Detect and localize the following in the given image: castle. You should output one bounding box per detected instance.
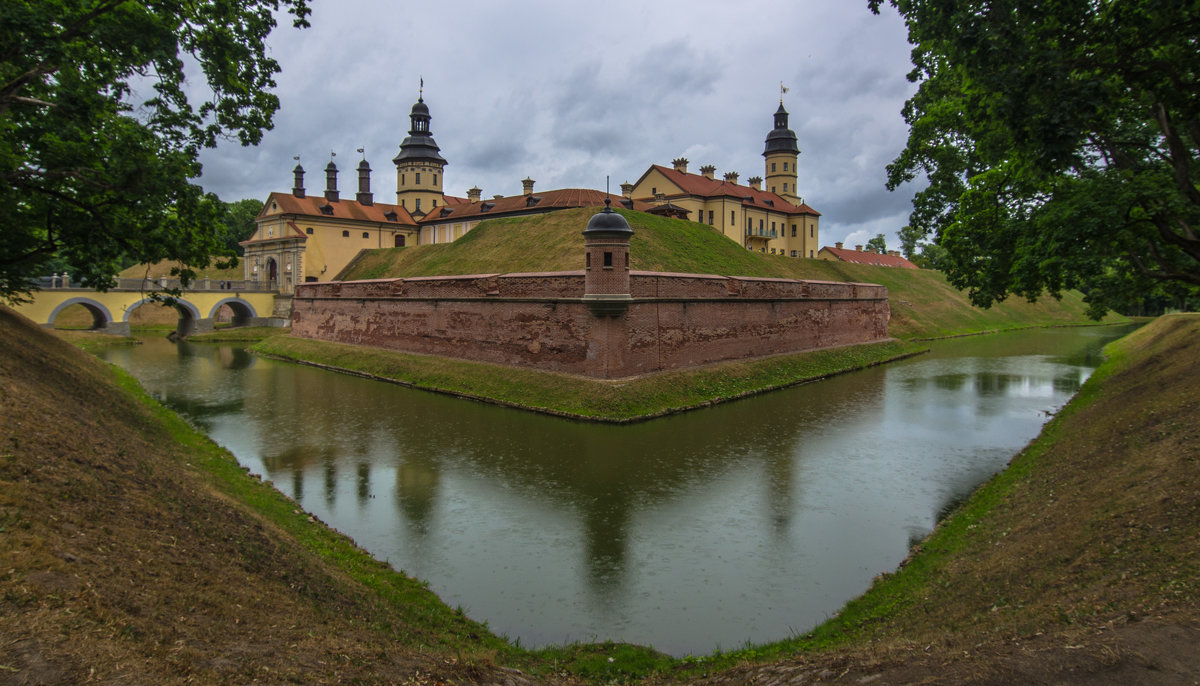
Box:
[242,94,820,294]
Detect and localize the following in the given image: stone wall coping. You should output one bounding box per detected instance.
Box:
[298,270,886,292]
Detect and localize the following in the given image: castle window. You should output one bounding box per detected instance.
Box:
[415,172,421,185]
[603,251,613,267]
[342,230,349,237]
[651,187,657,195]
[771,186,776,193]
[708,210,714,225]
[433,199,437,208]
[771,162,776,172]
[783,182,788,192]
[362,232,370,239]
[809,249,814,257]
[401,174,405,185]
[731,211,735,224]
[306,227,313,235]
[415,198,421,211]
[810,225,814,238]
[586,253,591,269]
[791,224,797,237]
[433,174,437,185]
[791,250,797,257]
[784,162,789,171]
[625,252,629,268]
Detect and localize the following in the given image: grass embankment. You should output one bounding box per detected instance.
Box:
[0,306,530,684]
[340,207,1124,341]
[7,306,1197,684]
[253,335,922,423]
[679,314,1200,684]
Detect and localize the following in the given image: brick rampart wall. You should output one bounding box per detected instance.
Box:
[291,271,890,379]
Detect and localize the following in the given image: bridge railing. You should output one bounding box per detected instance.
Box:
[37,275,276,292]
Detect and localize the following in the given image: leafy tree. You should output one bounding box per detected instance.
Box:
[0,0,310,302]
[866,233,887,254]
[869,0,1200,318]
[897,224,921,259]
[222,198,266,256]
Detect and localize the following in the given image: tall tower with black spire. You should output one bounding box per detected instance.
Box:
[763,100,800,203]
[392,81,447,217]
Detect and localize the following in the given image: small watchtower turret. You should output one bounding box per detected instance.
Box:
[582,198,634,316]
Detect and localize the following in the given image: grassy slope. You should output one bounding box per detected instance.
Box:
[341,207,1124,340]
[253,335,923,423]
[685,314,1200,683]
[0,305,561,684]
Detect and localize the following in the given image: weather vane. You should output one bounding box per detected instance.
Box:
[419,76,424,101]
[780,81,789,103]
[357,147,365,159]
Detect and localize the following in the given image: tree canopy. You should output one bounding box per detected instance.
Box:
[870,0,1200,317]
[0,0,310,302]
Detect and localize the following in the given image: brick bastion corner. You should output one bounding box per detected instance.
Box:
[289,270,891,380]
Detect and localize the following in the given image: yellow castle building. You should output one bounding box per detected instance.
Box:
[628,103,820,258]
[242,95,820,293]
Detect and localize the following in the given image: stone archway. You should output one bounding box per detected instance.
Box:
[207,298,260,328]
[126,297,204,338]
[47,297,114,331]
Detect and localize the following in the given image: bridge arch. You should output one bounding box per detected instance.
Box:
[125,297,203,337]
[47,297,115,330]
[207,298,259,327]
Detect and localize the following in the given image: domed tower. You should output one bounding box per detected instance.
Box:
[582,198,634,316]
[763,103,800,202]
[392,91,447,217]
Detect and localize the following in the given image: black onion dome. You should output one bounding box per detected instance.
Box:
[583,198,634,236]
[763,103,800,156]
[392,97,447,166]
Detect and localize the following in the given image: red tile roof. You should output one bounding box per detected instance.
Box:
[820,246,919,269]
[419,188,654,224]
[636,164,821,216]
[257,192,418,226]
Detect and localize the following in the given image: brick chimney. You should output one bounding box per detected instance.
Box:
[835,241,844,249]
[747,176,762,190]
[672,157,689,173]
[467,186,482,202]
[723,171,739,184]
[292,164,305,198]
[699,164,716,180]
[522,177,535,195]
[620,181,634,198]
[324,161,339,202]
[855,245,863,252]
[356,159,373,205]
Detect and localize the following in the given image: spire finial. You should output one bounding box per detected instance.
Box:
[780,81,789,103]
[419,76,424,102]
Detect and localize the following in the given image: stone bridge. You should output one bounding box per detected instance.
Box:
[13,277,286,337]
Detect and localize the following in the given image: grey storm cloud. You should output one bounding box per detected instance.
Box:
[195,0,921,248]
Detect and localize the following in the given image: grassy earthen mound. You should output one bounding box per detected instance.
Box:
[339,207,1124,340]
[3,300,1197,685]
[0,305,563,684]
[685,315,1200,684]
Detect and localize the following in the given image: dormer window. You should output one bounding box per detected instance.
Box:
[526,195,542,207]
[319,203,334,215]
[384,210,398,222]
[440,207,453,217]
[480,202,494,212]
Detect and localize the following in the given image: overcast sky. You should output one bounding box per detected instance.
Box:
[195,0,921,251]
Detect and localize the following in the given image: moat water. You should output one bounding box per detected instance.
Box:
[101,325,1132,656]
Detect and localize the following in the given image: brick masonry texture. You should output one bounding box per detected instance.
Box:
[291,271,890,379]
